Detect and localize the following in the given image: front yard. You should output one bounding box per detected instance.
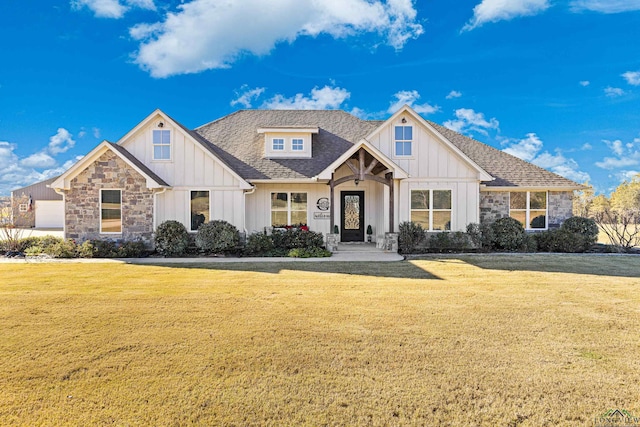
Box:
[1,255,639,426]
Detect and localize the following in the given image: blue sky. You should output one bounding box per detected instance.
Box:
[2,0,640,196]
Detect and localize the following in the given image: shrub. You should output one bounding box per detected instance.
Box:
[398,221,425,254]
[535,217,598,253]
[155,220,190,257]
[466,223,494,251]
[118,240,148,258]
[195,220,240,254]
[89,239,118,257]
[491,217,526,251]
[76,241,95,258]
[562,216,598,248]
[44,239,78,258]
[245,232,276,256]
[428,231,474,253]
[288,247,332,258]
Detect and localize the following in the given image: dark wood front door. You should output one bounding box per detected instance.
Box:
[341,191,365,242]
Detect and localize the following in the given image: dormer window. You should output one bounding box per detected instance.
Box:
[258,126,318,159]
[153,129,171,160]
[395,125,412,157]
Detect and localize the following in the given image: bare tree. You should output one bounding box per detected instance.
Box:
[1,193,34,254]
[592,175,640,252]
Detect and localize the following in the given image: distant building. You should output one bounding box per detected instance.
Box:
[10,176,63,228]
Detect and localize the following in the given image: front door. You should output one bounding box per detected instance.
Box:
[341,191,365,242]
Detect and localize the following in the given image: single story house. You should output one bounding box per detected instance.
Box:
[43,105,580,246]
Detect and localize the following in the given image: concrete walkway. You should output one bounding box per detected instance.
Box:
[0,243,404,264]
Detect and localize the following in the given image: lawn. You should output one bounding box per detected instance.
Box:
[1,255,639,426]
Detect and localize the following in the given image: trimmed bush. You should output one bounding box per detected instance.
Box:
[45,239,78,258]
[562,217,598,247]
[118,240,148,258]
[155,220,190,257]
[491,217,526,251]
[398,221,425,254]
[76,241,95,258]
[195,220,240,254]
[245,228,326,257]
[535,216,599,253]
[288,247,332,258]
[245,232,276,256]
[428,231,474,253]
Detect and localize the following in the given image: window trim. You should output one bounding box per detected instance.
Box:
[152,129,172,161]
[509,191,548,230]
[394,125,413,158]
[410,189,452,232]
[100,189,122,234]
[189,190,210,232]
[270,191,308,227]
[291,138,304,151]
[272,138,285,151]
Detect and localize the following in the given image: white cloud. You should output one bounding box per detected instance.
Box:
[622,71,640,86]
[462,0,550,31]
[92,127,101,139]
[261,86,350,110]
[387,90,439,115]
[595,138,640,170]
[502,133,590,182]
[569,0,640,13]
[48,128,75,155]
[20,152,57,169]
[231,86,266,108]
[130,0,423,78]
[443,108,499,136]
[604,86,625,97]
[581,143,592,150]
[579,80,590,87]
[71,0,155,18]
[446,90,462,99]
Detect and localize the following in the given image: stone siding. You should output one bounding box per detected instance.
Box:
[548,191,573,228]
[64,151,155,245]
[480,190,574,228]
[479,191,510,224]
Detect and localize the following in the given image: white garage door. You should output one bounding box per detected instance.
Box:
[35,200,64,228]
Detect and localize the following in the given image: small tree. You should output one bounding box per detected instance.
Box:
[1,194,33,253]
[593,175,640,252]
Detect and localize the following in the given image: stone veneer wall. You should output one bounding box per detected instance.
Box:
[480,190,574,228]
[65,151,155,245]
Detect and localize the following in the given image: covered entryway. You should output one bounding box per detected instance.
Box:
[340,191,364,242]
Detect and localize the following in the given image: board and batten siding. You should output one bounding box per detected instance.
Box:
[120,116,246,231]
[367,114,482,231]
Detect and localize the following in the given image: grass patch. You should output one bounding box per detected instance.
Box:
[1,255,639,425]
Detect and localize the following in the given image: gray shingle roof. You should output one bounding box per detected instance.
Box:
[195,110,380,180]
[427,122,581,188]
[192,109,580,189]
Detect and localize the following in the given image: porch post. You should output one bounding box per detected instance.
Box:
[387,173,394,232]
[329,174,335,232]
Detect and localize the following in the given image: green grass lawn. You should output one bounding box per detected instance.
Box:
[1,255,639,426]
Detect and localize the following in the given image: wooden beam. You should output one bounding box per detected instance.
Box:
[387,173,394,232]
[358,149,365,180]
[363,158,379,175]
[330,174,335,232]
[333,173,389,187]
[345,159,358,176]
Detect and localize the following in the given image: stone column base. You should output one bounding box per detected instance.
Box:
[325,233,339,252]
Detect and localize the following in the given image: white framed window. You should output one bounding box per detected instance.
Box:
[100,189,122,234]
[291,138,304,151]
[190,190,210,231]
[19,204,28,213]
[510,191,547,230]
[395,125,413,157]
[272,138,285,151]
[270,192,307,227]
[153,129,171,160]
[410,189,452,231]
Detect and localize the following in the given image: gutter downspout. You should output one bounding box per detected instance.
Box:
[243,185,257,236]
[153,187,168,232]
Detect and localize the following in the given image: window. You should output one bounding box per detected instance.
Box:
[101,189,122,233]
[270,192,307,226]
[272,138,285,151]
[153,130,171,160]
[190,191,210,231]
[510,191,547,229]
[410,189,452,231]
[292,138,304,151]
[395,125,413,156]
[19,204,28,213]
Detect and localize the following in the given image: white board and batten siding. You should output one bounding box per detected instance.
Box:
[119,116,246,231]
[367,114,482,231]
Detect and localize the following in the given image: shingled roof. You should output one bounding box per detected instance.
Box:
[195,110,380,180]
[193,109,580,188]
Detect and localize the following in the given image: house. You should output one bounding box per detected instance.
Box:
[46,105,580,247]
[10,176,64,228]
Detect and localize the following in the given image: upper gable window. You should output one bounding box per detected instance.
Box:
[272,138,285,151]
[153,129,171,160]
[395,126,413,157]
[292,138,304,151]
